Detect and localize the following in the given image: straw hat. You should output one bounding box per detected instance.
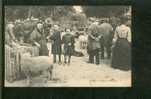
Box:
[45,17,53,25]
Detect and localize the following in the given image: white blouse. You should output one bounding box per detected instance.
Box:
[113,24,131,43]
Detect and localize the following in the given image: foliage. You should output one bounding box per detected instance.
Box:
[5,6,74,21]
[5,6,129,21]
[5,6,129,30]
[82,6,130,18]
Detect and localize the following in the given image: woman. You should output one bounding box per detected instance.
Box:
[49,25,62,64]
[30,22,48,56]
[111,17,131,71]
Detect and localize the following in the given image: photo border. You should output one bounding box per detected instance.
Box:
[2,0,151,99]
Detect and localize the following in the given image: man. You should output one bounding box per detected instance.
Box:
[87,22,101,65]
[62,29,75,65]
[14,20,24,43]
[50,25,62,64]
[22,20,36,43]
[5,21,16,45]
[44,17,53,38]
[99,21,114,59]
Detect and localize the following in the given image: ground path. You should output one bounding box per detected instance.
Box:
[5,54,131,87]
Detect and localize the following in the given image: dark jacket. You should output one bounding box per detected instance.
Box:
[50,31,62,54]
[14,24,24,41]
[87,33,101,52]
[62,33,75,55]
[30,28,48,56]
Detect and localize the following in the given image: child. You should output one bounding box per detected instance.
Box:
[62,29,75,65]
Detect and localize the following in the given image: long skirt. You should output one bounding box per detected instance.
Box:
[51,44,62,55]
[111,38,131,71]
[39,39,49,56]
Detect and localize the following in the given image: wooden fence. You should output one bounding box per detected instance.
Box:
[5,45,21,82]
[5,44,39,82]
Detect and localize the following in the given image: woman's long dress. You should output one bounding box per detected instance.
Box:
[50,31,62,55]
[111,24,131,71]
[30,28,48,56]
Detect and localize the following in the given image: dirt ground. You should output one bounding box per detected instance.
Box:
[5,42,131,87]
[5,55,131,87]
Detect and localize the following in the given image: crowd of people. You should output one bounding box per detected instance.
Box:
[5,15,131,71]
[87,17,131,70]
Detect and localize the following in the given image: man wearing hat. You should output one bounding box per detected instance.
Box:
[87,22,101,65]
[44,17,53,37]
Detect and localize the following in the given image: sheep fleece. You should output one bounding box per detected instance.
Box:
[21,56,52,73]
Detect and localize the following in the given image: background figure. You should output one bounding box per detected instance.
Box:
[111,16,131,71]
[99,21,114,59]
[50,25,62,64]
[5,22,16,45]
[30,22,48,56]
[22,20,37,43]
[79,32,88,49]
[87,22,101,65]
[87,33,101,65]
[14,20,24,43]
[87,31,101,65]
[62,29,75,65]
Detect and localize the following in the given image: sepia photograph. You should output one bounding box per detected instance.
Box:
[4,6,131,87]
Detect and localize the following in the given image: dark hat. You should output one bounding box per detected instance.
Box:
[120,16,129,23]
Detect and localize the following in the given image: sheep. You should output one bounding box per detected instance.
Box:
[20,56,54,86]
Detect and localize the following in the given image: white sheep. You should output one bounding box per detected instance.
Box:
[21,56,53,86]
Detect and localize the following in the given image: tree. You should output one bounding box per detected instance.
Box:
[5,6,74,21]
[82,6,129,18]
